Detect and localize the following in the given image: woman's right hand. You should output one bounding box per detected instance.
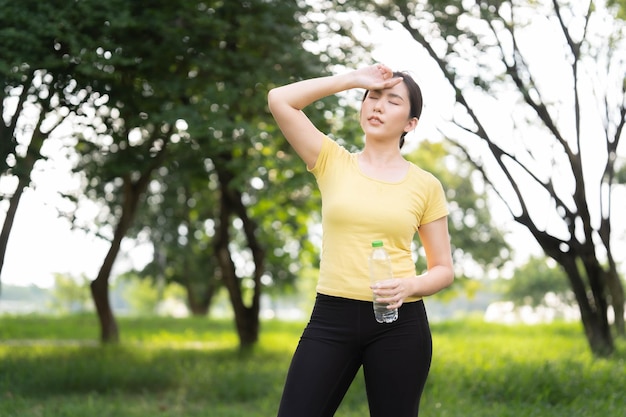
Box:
[267,64,402,169]
[351,64,403,92]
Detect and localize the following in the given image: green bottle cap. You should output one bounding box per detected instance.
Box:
[371,240,383,247]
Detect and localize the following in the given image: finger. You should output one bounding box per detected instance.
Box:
[369,78,403,92]
[376,63,392,78]
[375,278,399,288]
[386,76,403,87]
[377,292,401,304]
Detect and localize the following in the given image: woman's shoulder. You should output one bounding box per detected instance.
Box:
[309,135,353,176]
[407,162,443,185]
[320,135,356,162]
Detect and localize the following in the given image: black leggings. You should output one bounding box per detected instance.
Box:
[277,294,432,417]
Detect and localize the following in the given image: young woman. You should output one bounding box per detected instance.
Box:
[267,64,454,417]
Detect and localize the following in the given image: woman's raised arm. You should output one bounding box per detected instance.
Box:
[267,65,401,168]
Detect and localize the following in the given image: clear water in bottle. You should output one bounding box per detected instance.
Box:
[368,240,398,323]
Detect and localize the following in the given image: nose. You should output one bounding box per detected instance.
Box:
[373,99,383,113]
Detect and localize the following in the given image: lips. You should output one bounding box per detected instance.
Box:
[368,116,383,125]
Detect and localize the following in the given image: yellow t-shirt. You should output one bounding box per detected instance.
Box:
[310,136,449,302]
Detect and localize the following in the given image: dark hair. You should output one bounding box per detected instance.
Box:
[362,71,423,148]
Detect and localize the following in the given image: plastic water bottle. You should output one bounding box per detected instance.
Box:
[368,240,398,323]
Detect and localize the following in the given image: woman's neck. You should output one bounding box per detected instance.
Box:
[360,140,404,166]
[358,142,409,182]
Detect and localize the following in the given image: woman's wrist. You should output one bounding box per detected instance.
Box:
[408,275,423,298]
[330,70,362,92]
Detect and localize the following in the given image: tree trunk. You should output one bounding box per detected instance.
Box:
[185,280,216,316]
[180,245,218,316]
[0,103,47,296]
[561,257,614,357]
[90,205,129,343]
[580,308,614,357]
[90,175,150,343]
[215,217,260,349]
[90,271,119,343]
[187,300,209,316]
[214,162,263,350]
[0,176,26,297]
[236,304,260,349]
[606,266,625,336]
[88,132,168,342]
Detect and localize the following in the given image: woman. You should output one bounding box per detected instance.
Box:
[267,64,454,417]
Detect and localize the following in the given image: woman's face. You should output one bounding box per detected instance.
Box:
[360,81,417,142]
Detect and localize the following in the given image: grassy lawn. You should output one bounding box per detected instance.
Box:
[1,314,624,416]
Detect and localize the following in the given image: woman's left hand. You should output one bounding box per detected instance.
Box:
[370,277,417,310]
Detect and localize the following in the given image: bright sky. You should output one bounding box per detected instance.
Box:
[2,188,108,287]
[0,137,151,288]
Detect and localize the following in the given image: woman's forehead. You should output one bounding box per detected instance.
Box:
[372,82,409,100]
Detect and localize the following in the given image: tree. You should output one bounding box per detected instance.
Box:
[67,0,294,344]
[72,0,360,348]
[2,0,220,342]
[333,0,625,356]
[0,0,115,296]
[2,0,360,347]
[406,140,511,286]
[0,0,176,341]
[170,0,362,347]
[129,138,224,317]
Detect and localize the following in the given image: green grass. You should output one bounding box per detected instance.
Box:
[1,314,624,416]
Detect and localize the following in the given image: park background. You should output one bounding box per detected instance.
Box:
[1,0,625,416]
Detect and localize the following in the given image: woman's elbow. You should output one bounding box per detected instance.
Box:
[443,267,455,288]
[435,264,454,290]
[267,88,279,113]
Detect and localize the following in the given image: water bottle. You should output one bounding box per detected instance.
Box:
[368,240,398,323]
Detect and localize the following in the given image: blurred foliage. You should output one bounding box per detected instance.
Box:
[406,140,511,301]
[117,272,188,317]
[48,273,93,314]
[616,162,626,184]
[407,140,510,274]
[608,0,626,19]
[498,256,573,307]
